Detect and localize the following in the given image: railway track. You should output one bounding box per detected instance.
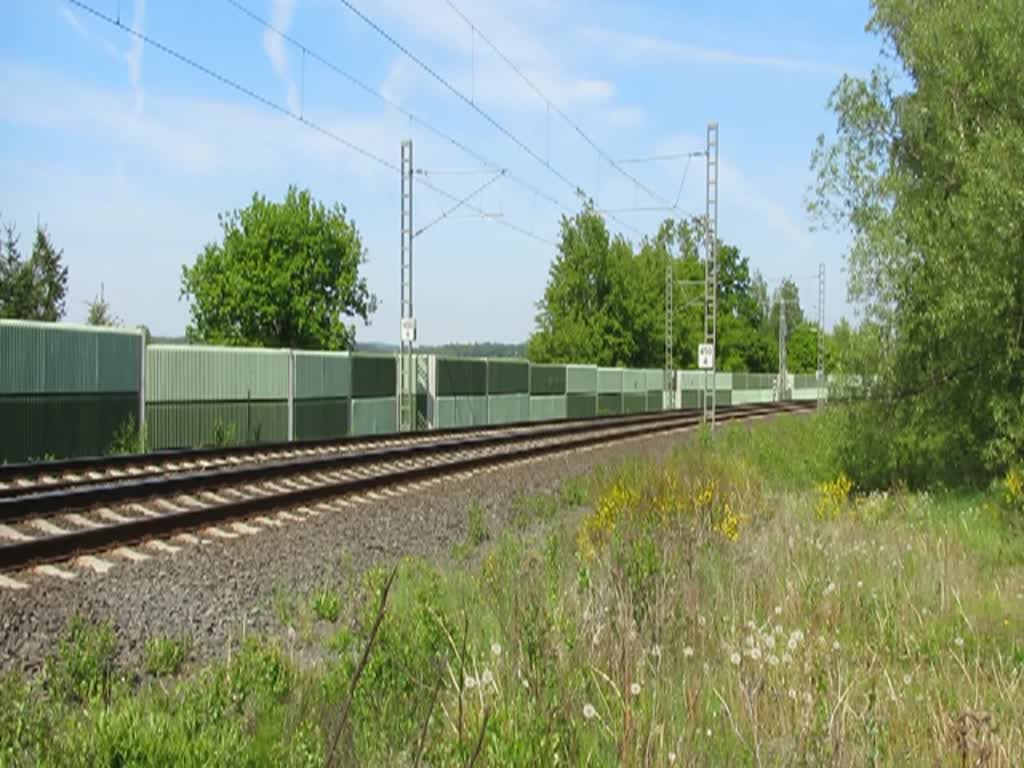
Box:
[0,402,812,574]
[0,416,613,500]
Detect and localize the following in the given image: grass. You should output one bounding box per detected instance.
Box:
[144,635,190,678]
[2,414,1022,765]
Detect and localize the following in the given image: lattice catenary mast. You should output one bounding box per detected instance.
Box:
[816,262,826,411]
[399,140,415,432]
[703,122,719,429]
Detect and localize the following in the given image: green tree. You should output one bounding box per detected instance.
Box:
[809,0,1024,486]
[86,284,119,326]
[0,220,68,321]
[180,186,376,350]
[527,204,636,366]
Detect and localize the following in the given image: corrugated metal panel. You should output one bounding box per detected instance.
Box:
[791,389,821,401]
[146,401,288,449]
[351,355,396,399]
[623,369,646,393]
[0,393,137,462]
[680,390,700,409]
[529,395,567,421]
[435,396,488,428]
[530,365,567,395]
[597,393,622,415]
[598,368,623,394]
[731,390,773,405]
[646,391,662,413]
[794,374,818,389]
[567,393,597,419]
[0,320,141,394]
[294,398,350,440]
[566,365,598,394]
[644,369,663,391]
[623,392,647,414]
[486,359,529,395]
[487,394,530,424]
[436,358,487,397]
[677,371,705,390]
[294,352,351,400]
[145,346,289,402]
[677,389,733,409]
[350,397,396,435]
[715,372,733,390]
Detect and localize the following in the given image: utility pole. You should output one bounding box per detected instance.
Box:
[702,122,719,430]
[777,296,787,402]
[816,262,826,411]
[399,140,415,432]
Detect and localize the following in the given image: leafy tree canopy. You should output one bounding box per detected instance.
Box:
[809,0,1024,487]
[181,186,376,350]
[527,205,813,373]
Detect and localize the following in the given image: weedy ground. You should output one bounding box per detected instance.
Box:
[2,414,1022,766]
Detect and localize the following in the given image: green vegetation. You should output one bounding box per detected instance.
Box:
[0,218,68,322]
[180,185,377,351]
[107,415,147,455]
[810,0,1024,488]
[144,636,190,678]
[85,283,119,327]
[4,415,1021,765]
[311,587,341,624]
[527,209,829,373]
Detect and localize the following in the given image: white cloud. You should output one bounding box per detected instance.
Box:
[263,0,300,114]
[578,26,839,75]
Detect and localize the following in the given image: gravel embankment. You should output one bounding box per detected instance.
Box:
[0,425,717,674]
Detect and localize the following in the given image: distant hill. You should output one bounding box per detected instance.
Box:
[355,341,527,358]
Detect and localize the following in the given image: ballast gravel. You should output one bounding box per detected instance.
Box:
[0,423,745,674]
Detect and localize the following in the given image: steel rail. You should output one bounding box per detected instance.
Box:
[0,402,813,571]
[0,407,773,520]
[0,408,706,498]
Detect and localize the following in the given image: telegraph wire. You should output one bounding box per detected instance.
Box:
[334,0,644,239]
[68,0,557,248]
[414,171,505,238]
[442,0,681,212]
[225,0,565,211]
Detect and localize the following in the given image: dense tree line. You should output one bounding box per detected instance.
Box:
[526,206,830,373]
[810,0,1024,487]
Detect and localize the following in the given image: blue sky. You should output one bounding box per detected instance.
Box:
[2,0,880,343]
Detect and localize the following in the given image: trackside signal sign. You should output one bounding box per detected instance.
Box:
[698,343,715,370]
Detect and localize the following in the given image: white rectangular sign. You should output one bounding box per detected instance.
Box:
[400,317,417,343]
[698,343,715,370]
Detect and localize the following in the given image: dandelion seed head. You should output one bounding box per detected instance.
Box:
[465,675,478,690]
[787,637,799,652]
[583,703,597,720]
[730,652,741,666]
[764,635,776,650]
[706,728,712,737]
[823,581,837,597]
[750,647,763,661]
[782,652,793,664]
[630,682,641,696]
[481,669,494,686]
[768,654,779,667]
[903,674,912,686]
[954,636,964,648]
[773,624,783,637]
[698,615,707,628]
[803,692,813,705]
[491,642,502,657]
[832,640,841,652]
[683,646,694,659]
[788,688,797,700]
